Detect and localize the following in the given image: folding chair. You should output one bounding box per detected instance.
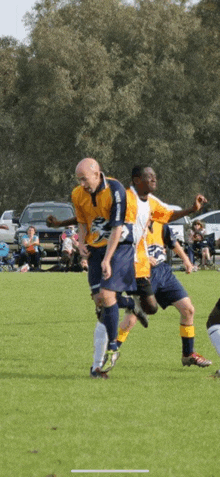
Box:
[0,242,16,271]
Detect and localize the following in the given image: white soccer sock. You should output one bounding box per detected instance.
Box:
[207,325,220,356]
[92,321,108,371]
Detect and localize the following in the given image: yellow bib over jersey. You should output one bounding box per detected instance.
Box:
[125,187,173,278]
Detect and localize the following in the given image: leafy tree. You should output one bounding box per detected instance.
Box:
[1,0,220,214]
[0,37,29,213]
[190,0,220,208]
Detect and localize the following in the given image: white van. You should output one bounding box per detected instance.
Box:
[165,205,191,244]
[0,210,17,243]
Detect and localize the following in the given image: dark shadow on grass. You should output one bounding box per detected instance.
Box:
[0,357,35,362]
[0,371,84,380]
[1,320,78,326]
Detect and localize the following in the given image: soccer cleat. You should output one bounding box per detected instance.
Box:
[182,352,212,368]
[133,296,149,328]
[101,349,120,373]
[90,367,109,379]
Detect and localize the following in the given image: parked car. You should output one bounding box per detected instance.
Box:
[191,210,220,241]
[14,201,75,259]
[164,205,191,244]
[0,209,18,244]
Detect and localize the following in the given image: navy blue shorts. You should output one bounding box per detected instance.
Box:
[151,262,188,309]
[127,277,153,297]
[88,244,137,295]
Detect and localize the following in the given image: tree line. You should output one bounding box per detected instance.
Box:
[0,0,220,215]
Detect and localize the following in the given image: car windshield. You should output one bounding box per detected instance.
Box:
[2,211,13,220]
[20,206,74,223]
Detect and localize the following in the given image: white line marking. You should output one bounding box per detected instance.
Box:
[71,471,149,473]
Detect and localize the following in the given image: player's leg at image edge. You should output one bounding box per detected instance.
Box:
[207,298,220,377]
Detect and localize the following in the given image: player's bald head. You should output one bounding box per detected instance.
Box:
[75,158,100,176]
[75,157,101,193]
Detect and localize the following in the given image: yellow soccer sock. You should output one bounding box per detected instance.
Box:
[117,327,130,345]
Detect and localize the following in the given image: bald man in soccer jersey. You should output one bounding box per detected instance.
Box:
[72,158,137,378]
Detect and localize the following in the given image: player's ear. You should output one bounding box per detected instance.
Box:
[93,170,99,179]
[133,176,141,185]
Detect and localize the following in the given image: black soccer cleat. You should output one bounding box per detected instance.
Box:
[133,296,149,328]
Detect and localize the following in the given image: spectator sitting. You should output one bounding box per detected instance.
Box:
[19,226,40,270]
[61,226,88,271]
[61,226,78,262]
[187,220,211,268]
[61,226,80,268]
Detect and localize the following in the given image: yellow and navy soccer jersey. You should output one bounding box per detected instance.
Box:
[147,222,177,265]
[72,174,134,248]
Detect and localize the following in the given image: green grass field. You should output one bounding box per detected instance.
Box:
[1,270,220,477]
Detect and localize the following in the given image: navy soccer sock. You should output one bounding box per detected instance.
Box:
[181,337,194,357]
[180,325,195,356]
[103,303,119,351]
[116,292,134,310]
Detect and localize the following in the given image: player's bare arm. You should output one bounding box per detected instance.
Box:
[46,215,77,228]
[173,241,193,274]
[101,225,123,280]
[77,223,90,258]
[149,256,157,267]
[193,194,207,212]
[169,194,207,222]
